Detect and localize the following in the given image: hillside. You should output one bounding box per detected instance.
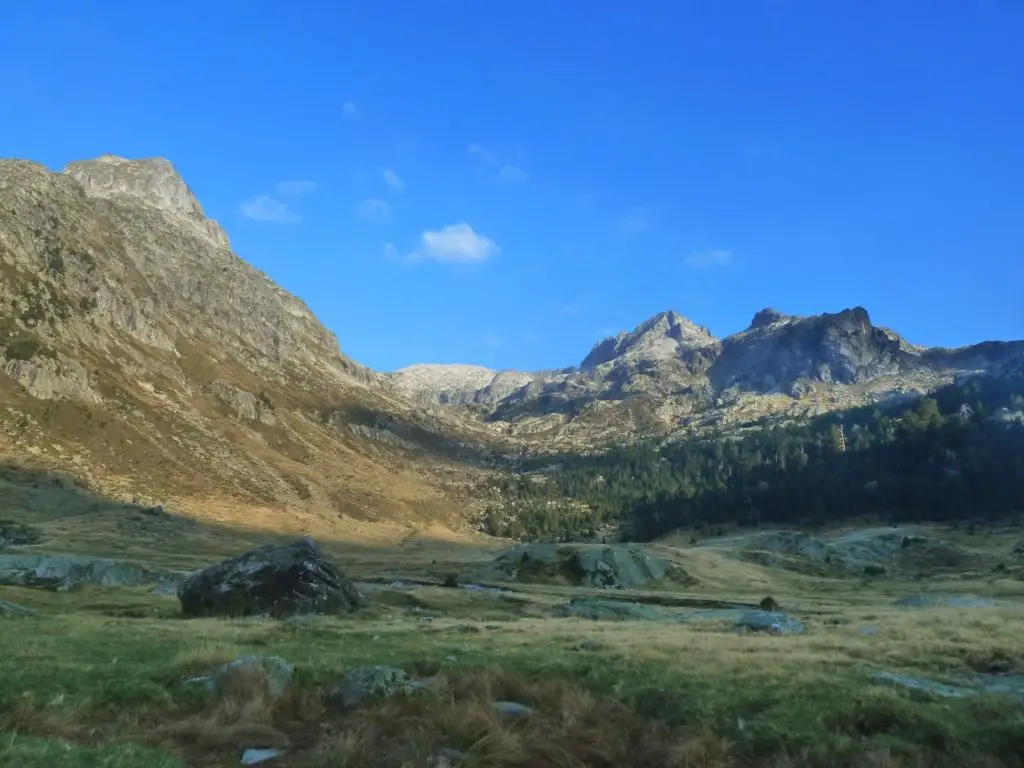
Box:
[0,156,499,538]
[2,153,1022,542]
[473,368,1024,541]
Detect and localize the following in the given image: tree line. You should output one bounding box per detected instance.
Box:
[477,372,1024,541]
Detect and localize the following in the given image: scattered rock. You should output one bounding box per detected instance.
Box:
[177,538,362,619]
[759,596,781,611]
[0,553,175,591]
[0,599,35,618]
[860,626,879,636]
[450,623,481,634]
[573,639,604,652]
[491,701,533,718]
[150,575,185,596]
[483,543,689,589]
[240,747,286,765]
[329,665,423,709]
[555,596,664,622]
[442,573,459,588]
[734,610,807,635]
[185,655,294,700]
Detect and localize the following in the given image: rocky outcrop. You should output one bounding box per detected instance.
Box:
[0,553,176,591]
[480,543,687,589]
[64,155,230,249]
[176,538,363,618]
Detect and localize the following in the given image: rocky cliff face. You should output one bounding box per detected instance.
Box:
[392,305,1024,445]
[0,156,488,536]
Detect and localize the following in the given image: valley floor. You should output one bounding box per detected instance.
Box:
[3,526,1024,768]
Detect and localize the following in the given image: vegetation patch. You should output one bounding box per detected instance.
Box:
[3,330,56,361]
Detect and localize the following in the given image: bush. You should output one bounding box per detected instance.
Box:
[3,331,55,361]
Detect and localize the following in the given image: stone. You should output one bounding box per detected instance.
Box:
[0,553,173,591]
[491,701,533,718]
[555,597,664,622]
[185,655,294,701]
[176,538,362,619]
[329,665,422,709]
[240,747,286,765]
[759,596,781,611]
[734,611,807,635]
[484,543,682,590]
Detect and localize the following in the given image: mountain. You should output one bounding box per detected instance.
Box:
[2,153,1022,543]
[392,306,1024,445]
[0,156,496,542]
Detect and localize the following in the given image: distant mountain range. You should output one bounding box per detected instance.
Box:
[0,154,1021,530]
[392,306,1024,443]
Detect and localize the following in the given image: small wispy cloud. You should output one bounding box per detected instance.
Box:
[381,242,402,261]
[408,223,499,264]
[495,164,527,183]
[382,168,405,191]
[469,142,529,183]
[615,208,649,235]
[355,198,392,221]
[685,249,734,269]
[558,303,585,317]
[466,142,496,164]
[274,180,317,197]
[483,332,504,348]
[342,100,360,119]
[521,330,538,344]
[240,196,299,223]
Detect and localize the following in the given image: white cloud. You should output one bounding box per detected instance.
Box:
[495,164,527,183]
[342,100,360,119]
[356,198,392,221]
[467,142,496,163]
[483,332,503,348]
[558,303,585,317]
[521,330,538,344]
[409,223,499,264]
[274,180,317,197]
[615,208,649,235]
[382,168,405,191]
[381,242,401,261]
[685,249,734,269]
[240,196,299,223]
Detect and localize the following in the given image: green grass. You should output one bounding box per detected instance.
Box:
[2,580,1024,767]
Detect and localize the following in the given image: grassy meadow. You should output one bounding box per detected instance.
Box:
[3,528,1024,768]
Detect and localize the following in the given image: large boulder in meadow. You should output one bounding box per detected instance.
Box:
[177,537,362,618]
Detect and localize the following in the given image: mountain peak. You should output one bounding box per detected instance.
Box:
[63,155,229,248]
[749,307,788,328]
[580,310,717,369]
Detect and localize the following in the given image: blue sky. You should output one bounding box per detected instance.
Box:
[2,1,1022,372]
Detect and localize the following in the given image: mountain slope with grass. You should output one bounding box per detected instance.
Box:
[0,156,501,539]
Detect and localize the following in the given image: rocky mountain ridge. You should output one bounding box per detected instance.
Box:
[391,306,1024,443]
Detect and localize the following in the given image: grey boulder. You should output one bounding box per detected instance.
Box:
[177,538,362,618]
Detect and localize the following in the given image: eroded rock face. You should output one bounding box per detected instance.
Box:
[176,538,362,618]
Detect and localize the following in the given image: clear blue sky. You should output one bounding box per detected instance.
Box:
[3,1,1022,372]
